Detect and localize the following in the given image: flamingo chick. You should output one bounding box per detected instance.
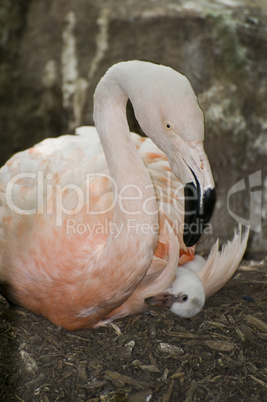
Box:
[0,61,222,329]
[103,225,249,325]
[144,226,249,319]
[145,266,206,318]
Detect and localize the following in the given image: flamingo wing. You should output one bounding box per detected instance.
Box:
[0,128,190,328]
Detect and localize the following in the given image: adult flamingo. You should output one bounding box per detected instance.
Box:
[0,61,247,330]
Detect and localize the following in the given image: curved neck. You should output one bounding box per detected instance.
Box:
[92,65,158,303]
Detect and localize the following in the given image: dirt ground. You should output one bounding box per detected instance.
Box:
[0,259,266,402]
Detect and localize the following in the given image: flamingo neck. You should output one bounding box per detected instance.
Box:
[92,66,158,301]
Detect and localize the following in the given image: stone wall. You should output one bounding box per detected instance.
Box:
[0,0,266,254]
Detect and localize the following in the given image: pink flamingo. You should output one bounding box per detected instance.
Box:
[0,61,248,329]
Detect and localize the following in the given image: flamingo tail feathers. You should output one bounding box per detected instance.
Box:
[197,225,250,298]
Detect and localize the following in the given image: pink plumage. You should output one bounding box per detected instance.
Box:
[0,61,248,329]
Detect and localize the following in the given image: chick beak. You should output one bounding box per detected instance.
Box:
[145,293,175,308]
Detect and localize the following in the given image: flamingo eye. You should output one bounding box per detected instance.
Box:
[164,122,173,130]
[182,294,188,302]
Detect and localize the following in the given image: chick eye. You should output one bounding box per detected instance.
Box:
[164,122,173,130]
[182,294,188,302]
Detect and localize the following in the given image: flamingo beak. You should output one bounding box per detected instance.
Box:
[145,293,175,307]
[166,142,216,247]
[183,176,216,247]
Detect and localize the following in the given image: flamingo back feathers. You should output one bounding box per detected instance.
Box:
[0,126,225,328]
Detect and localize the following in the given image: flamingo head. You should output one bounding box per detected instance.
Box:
[95,60,216,247]
[145,266,205,318]
[123,61,216,247]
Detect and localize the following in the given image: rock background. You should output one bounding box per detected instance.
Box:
[0,0,266,254]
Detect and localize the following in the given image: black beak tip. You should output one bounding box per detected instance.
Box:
[183,231,200,248]
[183,184,216,247]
